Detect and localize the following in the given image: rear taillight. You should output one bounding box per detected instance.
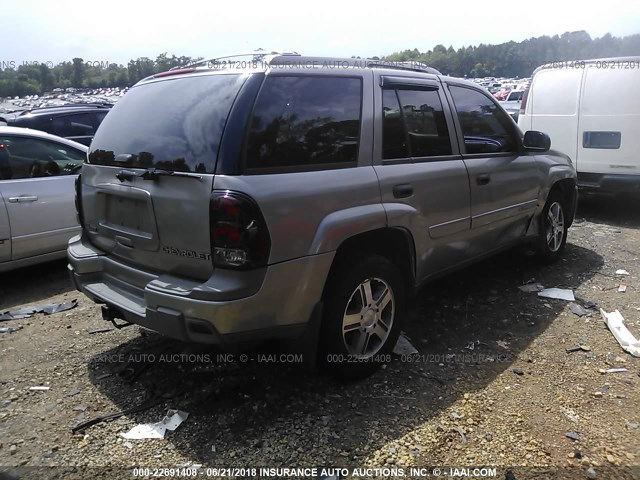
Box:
[209,191,270,269]
[519,87,530,115]
[74,175,84,228]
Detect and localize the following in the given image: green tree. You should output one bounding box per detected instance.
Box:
[1,34,638,98]
[72,57,85,87]
[38,64,54,92]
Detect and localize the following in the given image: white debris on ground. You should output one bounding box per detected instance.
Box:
[600,308,640,357]
[537,288,575,301]
[393,333,419,355]
[120,409,189,440]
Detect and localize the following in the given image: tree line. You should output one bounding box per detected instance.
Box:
[386,31,640,78]
[0,53,200,98]
[1,31,639,98]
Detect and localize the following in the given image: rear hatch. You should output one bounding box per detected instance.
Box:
[81,72,249,281]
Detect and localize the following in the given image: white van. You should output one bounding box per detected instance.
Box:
[518,57,640,193]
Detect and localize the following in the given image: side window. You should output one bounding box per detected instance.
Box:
[26,116,50,131]
[94,111,108,129]
[382,89,408,159]
[0,136,85,180]
[246,76,362,170]
[51,113,96,138]
[449,86,517,154]
[383,88,452,160]
[397,89,452,158]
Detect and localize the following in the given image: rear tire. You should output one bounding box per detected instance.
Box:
[537,189,568,263]
[320,254,405,379]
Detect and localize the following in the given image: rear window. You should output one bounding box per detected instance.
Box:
[88,74,247,173]
[508,91,523,101]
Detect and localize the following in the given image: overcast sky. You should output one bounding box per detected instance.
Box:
[4,0,640,66]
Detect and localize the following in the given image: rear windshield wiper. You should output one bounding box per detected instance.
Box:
[116,168,202,182]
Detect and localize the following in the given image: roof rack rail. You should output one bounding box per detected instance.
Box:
[367,60,441,75]
[18,103,113,115]
[171,50,301,70]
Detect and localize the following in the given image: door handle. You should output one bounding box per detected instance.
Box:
[393,184,414,198]
[116,169,136,182]
[115,235,134,248]
[476,174,491,186]
[8,195,39,203]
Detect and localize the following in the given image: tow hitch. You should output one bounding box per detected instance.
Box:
[101,305,133,329]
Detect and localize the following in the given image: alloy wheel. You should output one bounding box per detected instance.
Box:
[546,201,565,252]
[341,277,395,357]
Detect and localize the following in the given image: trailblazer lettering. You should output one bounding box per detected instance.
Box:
[161,246,211,261]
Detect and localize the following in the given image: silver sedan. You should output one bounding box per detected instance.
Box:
[0,126,87,272]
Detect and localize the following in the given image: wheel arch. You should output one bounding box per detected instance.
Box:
[549,177,578,227]
[323,227,416,297]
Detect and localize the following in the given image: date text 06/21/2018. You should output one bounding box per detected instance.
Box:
[542,60,640,69]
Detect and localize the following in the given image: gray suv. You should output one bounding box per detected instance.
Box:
[68,53,577,377]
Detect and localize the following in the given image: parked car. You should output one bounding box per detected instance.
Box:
[68,53,577,377]
[0,126,87,272]
[518,57,640,193]
[0,104,112,146]
[499,90,525,121]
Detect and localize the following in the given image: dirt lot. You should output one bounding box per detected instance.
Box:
[1,194,639,480]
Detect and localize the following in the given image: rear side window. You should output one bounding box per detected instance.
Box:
[383,88,452,159]
[16,112,103,139]
[95,111,108,126]
[0,136,85,180]
[382,89,408,159]
[88,74,246,173]
[245,76,362,171]
[449,86,517,154]
[51,113,96,137]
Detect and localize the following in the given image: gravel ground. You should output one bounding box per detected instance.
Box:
[0,194,639,480]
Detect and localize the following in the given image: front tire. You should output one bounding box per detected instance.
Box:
[537,189,568,263]
[320,254,405,379]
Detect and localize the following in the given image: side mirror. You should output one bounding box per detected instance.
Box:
[523,131,551,152]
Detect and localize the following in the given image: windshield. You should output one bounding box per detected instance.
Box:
[88,73,247,173]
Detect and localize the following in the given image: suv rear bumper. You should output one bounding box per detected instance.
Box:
[68,235,334,347]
